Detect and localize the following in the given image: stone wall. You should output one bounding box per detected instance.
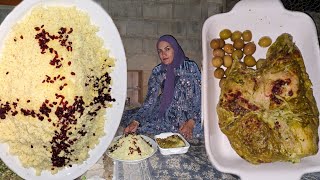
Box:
[95,0,225,97]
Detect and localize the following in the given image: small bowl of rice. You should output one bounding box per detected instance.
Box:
[106,133,157,163]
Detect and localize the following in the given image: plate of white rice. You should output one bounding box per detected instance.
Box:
[107,134,157,163]
[0,0,126,179]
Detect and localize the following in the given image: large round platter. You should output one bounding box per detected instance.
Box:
[0,0,126,179]
[106,135,157,163]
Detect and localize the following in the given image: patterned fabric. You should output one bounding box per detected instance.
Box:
[147,138,239,180]
[122,59,203,138]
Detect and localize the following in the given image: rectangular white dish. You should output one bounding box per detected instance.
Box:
[202,0,320,180]
[154,132,190,155]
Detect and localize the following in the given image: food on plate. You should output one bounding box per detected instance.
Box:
[217,33,319,164]
[209,29,275,82]
[243,42,256,55]
[211,56,223,68]
[233,38,244,50]
[212,48,225,57]
[223,43,234,54]
[258,36,272,47]
[231,30,242,41]
[256,58,266,69]
[156,134,186,148]
[107,134,154,161]
[219,29,232,40]
[231,49,243,61]
[0,6,115,175]
[242,30,252,42]
[218,38,225,48]
[210,38,220,49]
[214,68,224,79]
[243,55,256,67]
[223,55,233,68]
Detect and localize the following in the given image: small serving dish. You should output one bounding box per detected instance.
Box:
[154,132,190,155]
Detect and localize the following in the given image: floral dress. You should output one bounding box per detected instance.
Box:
[122,59,202,137]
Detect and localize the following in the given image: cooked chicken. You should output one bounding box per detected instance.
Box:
[156,135,186,148]
[217,33,319,164]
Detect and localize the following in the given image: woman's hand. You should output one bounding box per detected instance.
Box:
[179,119,195,140]
[124,120,139,134]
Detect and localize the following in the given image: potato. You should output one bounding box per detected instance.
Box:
[231,30,242,42]
[212,28,273,80]
[212,49,225,57]
[223,55,233,68]
[210,39,220,49]
[219,29,232,40]
[243,42,256,55]
[223,44,234,54]
[218,38,225,48]
[258,36,272,47]
[233,39,244,50]
[212,56,223,67]
[214,68,225,79]
[244,55,256,67]
[242,30,252,42]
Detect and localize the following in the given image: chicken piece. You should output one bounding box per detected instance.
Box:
[217,33,319,164]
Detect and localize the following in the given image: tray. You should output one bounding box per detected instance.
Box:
[202,0,320,180]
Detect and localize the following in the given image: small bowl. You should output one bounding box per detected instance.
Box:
[154,132,190,155]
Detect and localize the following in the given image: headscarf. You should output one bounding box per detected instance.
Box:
[157,35,186,117]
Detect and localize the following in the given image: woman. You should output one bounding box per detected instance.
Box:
[123,35,202,139]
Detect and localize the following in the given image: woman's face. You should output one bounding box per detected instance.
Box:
[157,41,174,65]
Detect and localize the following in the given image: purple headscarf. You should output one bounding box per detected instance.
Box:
[157,35,186,117]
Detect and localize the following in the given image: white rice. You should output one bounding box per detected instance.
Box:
[108,134,154,161]
[0,6,115,175]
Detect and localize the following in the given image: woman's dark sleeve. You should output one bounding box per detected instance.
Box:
[186,62,201,124]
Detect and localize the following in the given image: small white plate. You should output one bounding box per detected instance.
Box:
[202,0,320,180]
[106,135,157,163]
[154,132,190,155]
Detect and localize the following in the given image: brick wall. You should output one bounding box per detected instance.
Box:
[95,0,226,98]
